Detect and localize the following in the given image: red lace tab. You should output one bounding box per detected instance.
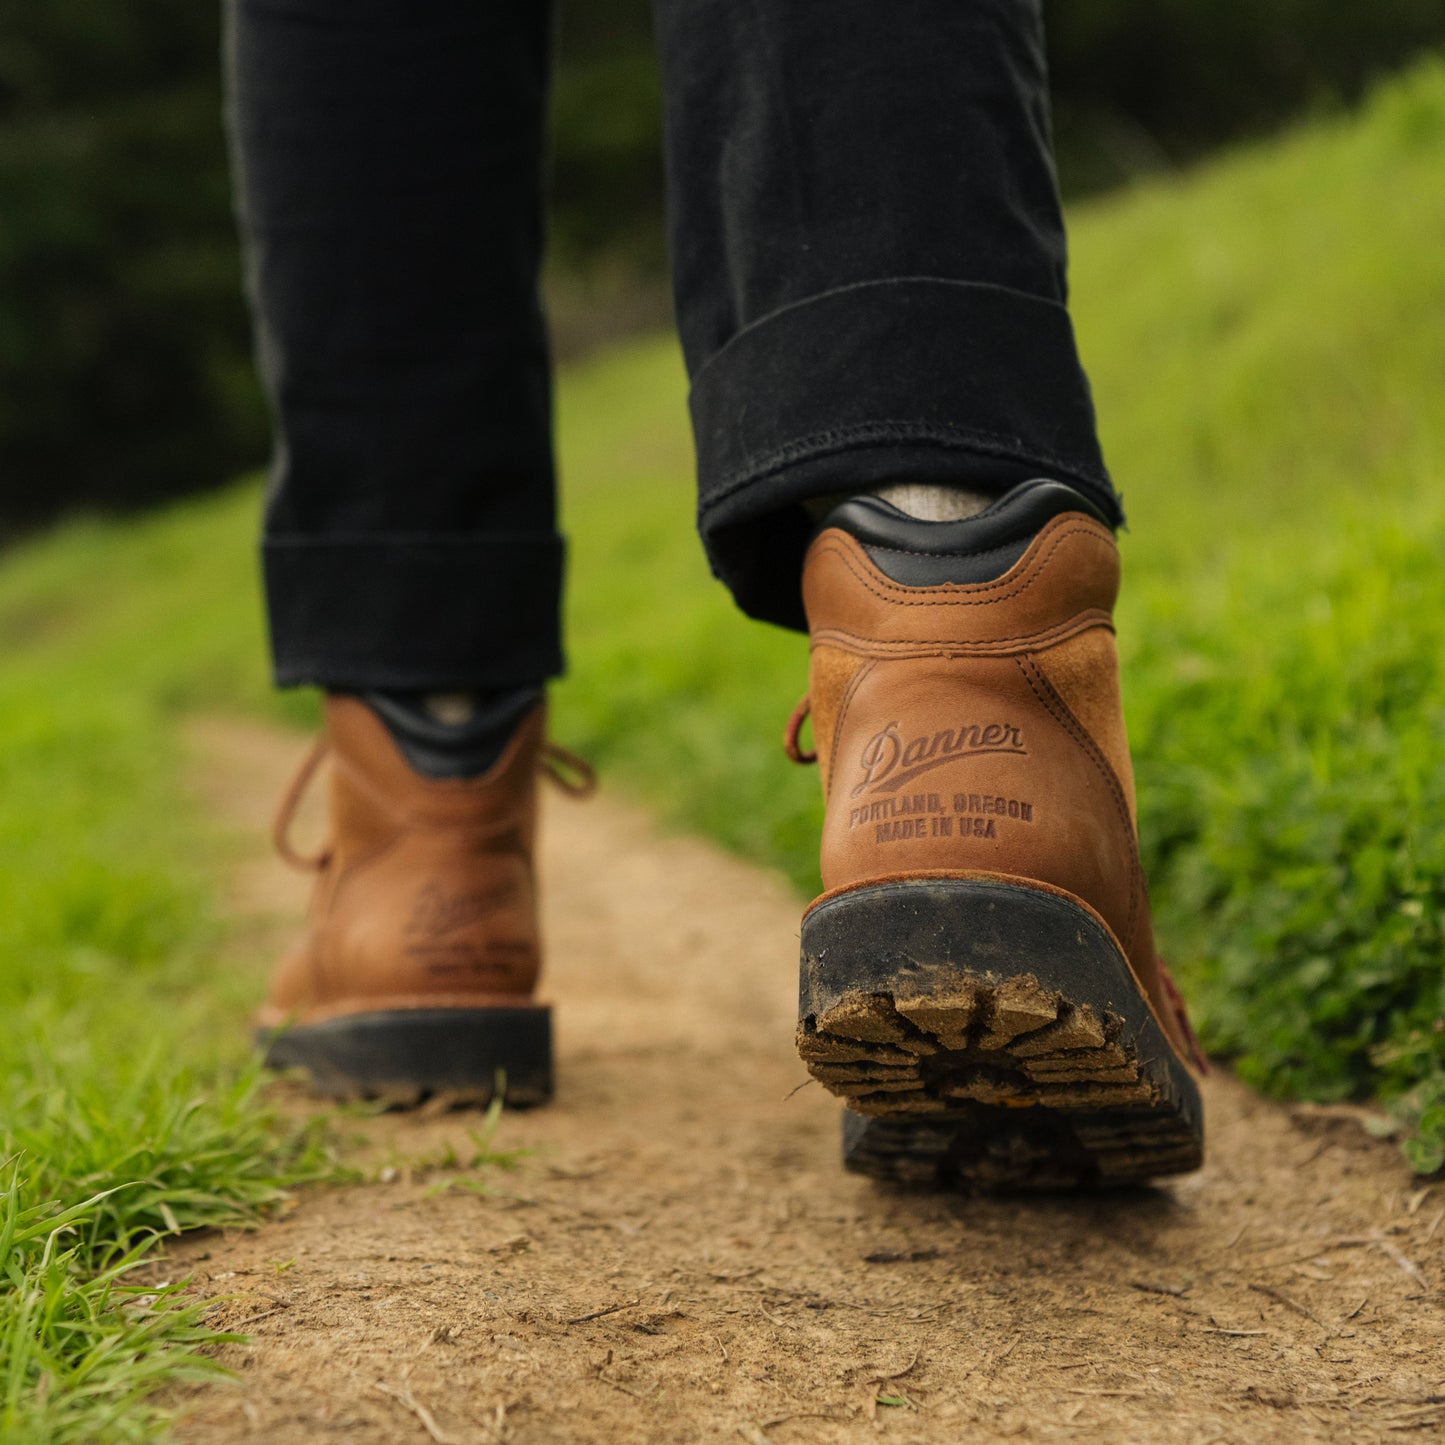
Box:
[783,694,817,764]
[272,736,333,872]
[541,741,598,798]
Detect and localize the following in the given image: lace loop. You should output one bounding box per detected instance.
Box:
[783,693,817,764]
[541,740,598,797]
[272,736,333,872]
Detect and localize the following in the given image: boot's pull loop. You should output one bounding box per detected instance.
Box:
[272,736,333,872]
[1159,963,1209,1076]
[784,693,817,764]
[540,741,597,798]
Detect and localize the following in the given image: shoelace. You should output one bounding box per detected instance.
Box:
[783,693,816,764]
[272,737,597,873]
[272,735,333,871]
[539,740,598,797]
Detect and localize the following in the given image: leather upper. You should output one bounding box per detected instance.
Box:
[259,696,545,1026]
[801,509,1197,1066]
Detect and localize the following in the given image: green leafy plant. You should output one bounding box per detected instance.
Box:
[1127,500,1445,1162]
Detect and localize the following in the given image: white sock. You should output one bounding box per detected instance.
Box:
[868,482,996,521]
[806,483,998,523]
[421,692,478,725]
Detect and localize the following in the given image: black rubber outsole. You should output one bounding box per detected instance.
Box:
[797,879,1204,1191]
[260,1005,552,1107]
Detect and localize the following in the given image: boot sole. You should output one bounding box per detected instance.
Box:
[797,879,1203,1190]
[259,1005,552,1107]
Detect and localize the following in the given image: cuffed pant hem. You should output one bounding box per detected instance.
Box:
[264,533,564,689]
[690,277,1118,631]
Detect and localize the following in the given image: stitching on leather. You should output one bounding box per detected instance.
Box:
[810,520,1113,609]
[1015,655,1142,950]
[809,612,1114,656]
[855,536,1030,561]
[825,657,875,789]
[1017,656,1142,949]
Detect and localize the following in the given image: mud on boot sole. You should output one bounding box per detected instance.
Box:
[797,880,1203,1190]
[260,1005,552,1107]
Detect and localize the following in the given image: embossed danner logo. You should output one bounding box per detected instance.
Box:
[404,880,518,939]
[850,720,1026,797]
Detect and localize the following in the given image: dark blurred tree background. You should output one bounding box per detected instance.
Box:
[1,2,1441,531]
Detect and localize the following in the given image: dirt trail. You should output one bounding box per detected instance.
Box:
[169,718,1444,1444]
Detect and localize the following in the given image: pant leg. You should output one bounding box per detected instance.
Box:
[226,0,562,690]
[653,0,1116,631]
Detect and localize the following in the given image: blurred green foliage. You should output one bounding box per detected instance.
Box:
[549,0,665,273]
[0,505,338,1438]
[1045,0,1445,189]
[0,2,265,528]
[1,2,1442,527]
[1128,498,1445,1176]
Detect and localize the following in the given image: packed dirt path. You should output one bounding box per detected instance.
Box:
[169,718,1445,1443]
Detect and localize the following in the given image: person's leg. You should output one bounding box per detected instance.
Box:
[654,0,1204,1186]
[227,0,561,690]
[226,0,578,1104]
[653,0,1113,628]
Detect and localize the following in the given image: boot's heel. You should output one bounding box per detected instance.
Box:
[261,1004,552,1106]
[796,878,1202,1189]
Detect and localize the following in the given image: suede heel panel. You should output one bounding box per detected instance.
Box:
[808,645,867,796]
[1033,628,1138,827]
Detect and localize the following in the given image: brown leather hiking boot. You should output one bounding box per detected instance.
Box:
[259,695,593,1104]
[790,479,1205,1189]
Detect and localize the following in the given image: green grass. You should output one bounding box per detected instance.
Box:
[0,494,335,1433]
[1,53,1443,1439]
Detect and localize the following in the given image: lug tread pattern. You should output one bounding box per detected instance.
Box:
[798,975,1202,1189]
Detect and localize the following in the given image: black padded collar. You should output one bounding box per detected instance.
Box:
[363,687,542,779]
[817,479,1110,587]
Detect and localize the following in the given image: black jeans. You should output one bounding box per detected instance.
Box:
[226,0,1115,690]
